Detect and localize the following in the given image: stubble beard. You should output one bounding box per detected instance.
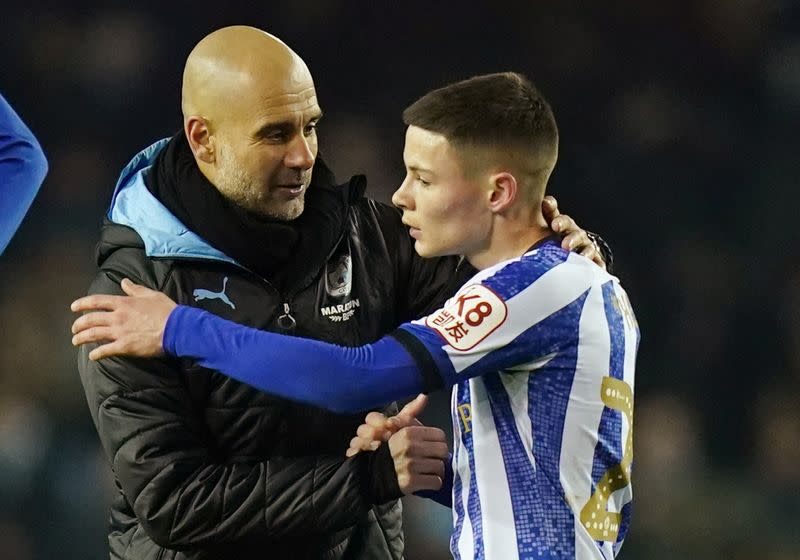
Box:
[215,146,306,222]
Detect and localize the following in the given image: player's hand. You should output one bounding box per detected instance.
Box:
[70,278,177,361]
[345,394,428,457]
[542,195,606,269]
[388,425,449,494]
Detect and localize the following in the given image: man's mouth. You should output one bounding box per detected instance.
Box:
[276,184,305,197]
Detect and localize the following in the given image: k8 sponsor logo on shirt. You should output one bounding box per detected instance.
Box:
[426,284,507,350]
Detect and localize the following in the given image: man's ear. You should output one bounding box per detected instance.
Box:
[488,172,518,213]
[184,116,215,164]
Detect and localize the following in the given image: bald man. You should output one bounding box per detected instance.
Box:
[76,26,604,560]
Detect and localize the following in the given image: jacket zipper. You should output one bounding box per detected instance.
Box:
[276,302,296,330]
[164,219,347,334]
[163,176,356,333]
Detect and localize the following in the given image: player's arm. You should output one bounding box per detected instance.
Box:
[72,255,595,414]
[77,271,402,549]
[0,94,48,254]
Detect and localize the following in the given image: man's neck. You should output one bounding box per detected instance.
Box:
[466,217,551,270]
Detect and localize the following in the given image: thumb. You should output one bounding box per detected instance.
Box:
[385,394,428,431]
[401,393,428,416]
[397,393,428,421]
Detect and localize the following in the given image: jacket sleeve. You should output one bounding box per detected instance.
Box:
[0,94,47,254]
[77,266,401,549]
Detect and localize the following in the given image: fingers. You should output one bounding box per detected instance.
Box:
[120,278,157,296]
[345,437,379,457]
[120,278,141,295]
[386,414,422,431]
[70,294,126,313]
[560,228,590,252]
[88,341,127,361]
[357,422,392,443]
[345,447,360,458]
[346,433,381,454]
[365,411,389,429]
[580,243,599,262]
[397,473,443,493]
[395,457,446,479]
[541,195,560,224]
[387,394,428,431]
[71,326,114,347]
[552,214,579,236]
[388,426,449,459]
[71,311,112,334]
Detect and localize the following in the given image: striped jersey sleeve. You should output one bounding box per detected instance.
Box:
[394,241,598,387]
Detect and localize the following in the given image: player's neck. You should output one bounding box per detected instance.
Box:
[466,215,550,270]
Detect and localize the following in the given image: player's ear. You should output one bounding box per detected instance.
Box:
[487,172,518,213]
[184,116,215,164]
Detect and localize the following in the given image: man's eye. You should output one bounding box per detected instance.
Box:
[304,123,318,136]
[416,176,430,186]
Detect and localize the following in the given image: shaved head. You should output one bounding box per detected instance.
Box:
[181,26,322,220]
[182,26,312,126]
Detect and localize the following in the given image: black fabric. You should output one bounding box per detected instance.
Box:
[365,444,404,505]
[80,175,466,559]
[389,328,445,394]
[148,133,348,293]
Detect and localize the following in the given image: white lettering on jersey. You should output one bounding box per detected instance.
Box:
[426,284,507,351]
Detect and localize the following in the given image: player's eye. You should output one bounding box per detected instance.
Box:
[416,175,431,186]
[304,122,318,136]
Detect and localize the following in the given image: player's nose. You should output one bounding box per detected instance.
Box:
[392,176,413,210]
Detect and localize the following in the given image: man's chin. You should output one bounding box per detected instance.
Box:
[259,196,305,221]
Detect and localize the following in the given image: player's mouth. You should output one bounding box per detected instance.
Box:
[402,220,421,239]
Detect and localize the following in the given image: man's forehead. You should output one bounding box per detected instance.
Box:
[255,85,320,118]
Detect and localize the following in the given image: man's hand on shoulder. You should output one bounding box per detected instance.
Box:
[71,278,177,360]
[542,195,607,269]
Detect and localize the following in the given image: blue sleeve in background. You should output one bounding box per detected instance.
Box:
[0,94,48,255]
[164,305,434,414]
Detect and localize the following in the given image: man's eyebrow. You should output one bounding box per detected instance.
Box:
[407,164,433,174]
[254,112,324,136]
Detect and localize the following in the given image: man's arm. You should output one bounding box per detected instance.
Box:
[78,270,401,549]
[72,249,598,415]
[0,94,47,255]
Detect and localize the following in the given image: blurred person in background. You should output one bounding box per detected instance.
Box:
[0,93,48,255]
[72,72,631,559]
[71,26,602,560]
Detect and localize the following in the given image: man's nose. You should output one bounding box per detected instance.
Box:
[285,134,315,170]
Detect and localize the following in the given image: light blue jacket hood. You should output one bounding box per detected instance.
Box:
[108,139,238,265]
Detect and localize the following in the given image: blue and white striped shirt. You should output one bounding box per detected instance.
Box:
[399,240,639,559]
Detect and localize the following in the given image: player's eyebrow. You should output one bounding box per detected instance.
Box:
[407,165,434,175]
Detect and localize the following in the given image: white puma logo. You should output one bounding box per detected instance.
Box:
[193,277,236,310]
